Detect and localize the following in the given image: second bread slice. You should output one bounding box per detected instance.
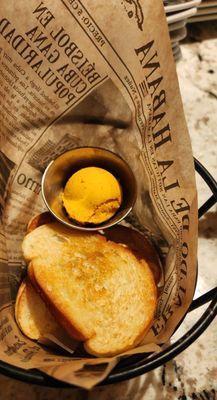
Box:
[15,278,59,340]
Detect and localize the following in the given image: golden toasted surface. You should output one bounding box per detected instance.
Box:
[23,222,157,356]
[104,225,162,284]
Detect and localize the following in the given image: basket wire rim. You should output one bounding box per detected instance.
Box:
[0,158,216,387]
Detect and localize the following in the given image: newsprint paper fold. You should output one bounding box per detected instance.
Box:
[0,0,197,389]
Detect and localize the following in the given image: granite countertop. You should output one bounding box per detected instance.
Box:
[1,39,216,400]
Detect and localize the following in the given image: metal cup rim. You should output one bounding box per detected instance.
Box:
[41,147,137,231]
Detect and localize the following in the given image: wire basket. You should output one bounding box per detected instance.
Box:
[0,158,216,387]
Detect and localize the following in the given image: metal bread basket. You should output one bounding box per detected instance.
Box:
[0,158,216,387]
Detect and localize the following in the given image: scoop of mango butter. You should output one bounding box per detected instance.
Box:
[62,167,122,224]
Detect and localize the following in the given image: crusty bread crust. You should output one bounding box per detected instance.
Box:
[104,225,161,284]
[84,319,153,357]
[28,263,87,341]
[22,214,158,356]
[84,257,157,357]
[26,212,161,284]
[15,277,61,340]
[15,280,27,334]
[27,212,55,233]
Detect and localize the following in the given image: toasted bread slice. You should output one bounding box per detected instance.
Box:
[104,225,162,284]
[23,222,157,357]
[15,278,60,340]
[26,213,161,284]
[27,212,55,233]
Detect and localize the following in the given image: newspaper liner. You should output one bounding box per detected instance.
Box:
[0,0,197,389]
